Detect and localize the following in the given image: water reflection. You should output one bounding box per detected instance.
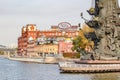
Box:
[0,57,120,80]
[90,73,120,80]
[60,72,120,80]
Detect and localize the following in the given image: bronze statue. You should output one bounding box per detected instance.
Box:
[84,0,120,59]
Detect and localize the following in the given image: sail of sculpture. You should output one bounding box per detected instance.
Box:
[86,0,120,58]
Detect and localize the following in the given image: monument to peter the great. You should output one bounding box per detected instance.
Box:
[85,0,120,58]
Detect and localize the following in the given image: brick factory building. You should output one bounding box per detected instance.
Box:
[18,22,79,57]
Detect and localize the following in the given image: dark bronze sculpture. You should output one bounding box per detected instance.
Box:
[84,0,120,59]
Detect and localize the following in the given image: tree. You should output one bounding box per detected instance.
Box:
[0,50,4,55]
[72,24,94,56]
[72,36,89,55]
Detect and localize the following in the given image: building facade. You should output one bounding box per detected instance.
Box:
[58,40,73,54]
[35,44,58,57]
[18,22,79,57]
[18,24,38,56]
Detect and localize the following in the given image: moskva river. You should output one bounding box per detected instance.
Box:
[0,57,120,80]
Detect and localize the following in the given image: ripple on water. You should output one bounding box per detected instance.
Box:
[0,58,120,80]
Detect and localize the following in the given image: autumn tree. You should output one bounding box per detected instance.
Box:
[72,24,94,55]
[72,36,85,55]
[0,50,4,55]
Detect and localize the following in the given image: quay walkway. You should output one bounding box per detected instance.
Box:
[59,61,120,73]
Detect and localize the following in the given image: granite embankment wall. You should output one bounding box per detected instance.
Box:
[8,57,79,64]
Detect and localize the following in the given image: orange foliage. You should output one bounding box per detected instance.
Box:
[63,52,80,58]
[82,24,94,33]
[76,24,94,52]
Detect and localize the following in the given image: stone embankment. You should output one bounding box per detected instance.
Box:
[59,60,120,73]
[7,56,80,64]
[8,57,44,63]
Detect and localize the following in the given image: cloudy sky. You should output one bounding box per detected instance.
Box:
[0,0,120,47]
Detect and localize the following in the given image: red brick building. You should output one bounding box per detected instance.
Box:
[58,40,73,54]
[18,24,38,56]
[18,23,79,57]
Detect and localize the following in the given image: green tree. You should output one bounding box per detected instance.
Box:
[72,33,94,55]
[72,36,86,55]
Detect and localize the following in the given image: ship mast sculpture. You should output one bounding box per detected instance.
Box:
[83,0,120,59]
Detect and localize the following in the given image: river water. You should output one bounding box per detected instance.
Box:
[0,57,120,80]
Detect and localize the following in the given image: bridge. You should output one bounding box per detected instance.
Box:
[0,45,17,57]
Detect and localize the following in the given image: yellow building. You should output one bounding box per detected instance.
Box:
[35,44,58,56]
